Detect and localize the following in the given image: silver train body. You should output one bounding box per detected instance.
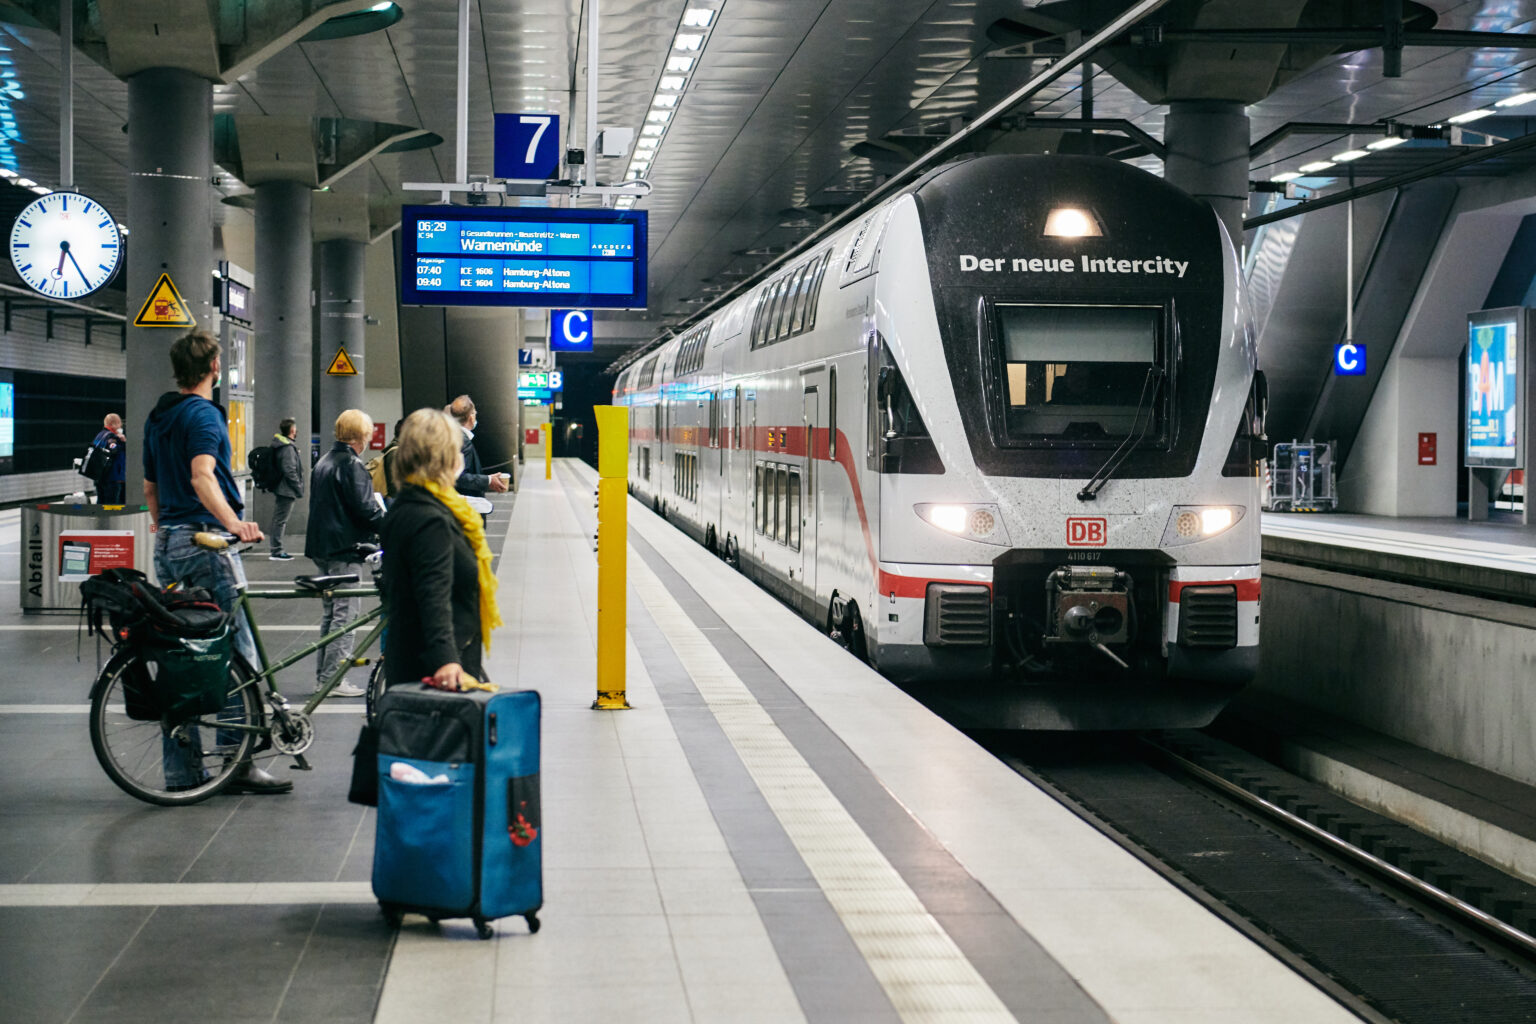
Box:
[615,155,1264,729]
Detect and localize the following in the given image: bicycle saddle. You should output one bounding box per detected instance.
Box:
[294,573,359,592]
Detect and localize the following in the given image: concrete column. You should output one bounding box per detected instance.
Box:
[443,307,523,477]
[316,238,366,442]
[125,68,213,502]
[1164,100,1251,249]
[251,179,312,533]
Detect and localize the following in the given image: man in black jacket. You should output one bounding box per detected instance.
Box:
[305,409,384,697]
[267,417,303,560]
[448,394,510,498]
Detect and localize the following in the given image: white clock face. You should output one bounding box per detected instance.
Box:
[8,191,122,300]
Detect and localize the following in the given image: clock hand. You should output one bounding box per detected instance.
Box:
[55,243,66,277]
[66,249,91,288]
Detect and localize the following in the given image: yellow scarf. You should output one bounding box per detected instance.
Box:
[407,475,504,651]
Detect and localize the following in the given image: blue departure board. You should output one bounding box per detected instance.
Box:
[401,205,648,309]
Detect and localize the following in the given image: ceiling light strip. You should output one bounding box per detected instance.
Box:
[624,5,722,191]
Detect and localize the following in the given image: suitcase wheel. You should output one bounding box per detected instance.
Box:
[379,903,403,928]
[474,916,494,940]
[525,911,540,934]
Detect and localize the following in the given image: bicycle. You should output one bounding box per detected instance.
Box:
[87,531,390,806]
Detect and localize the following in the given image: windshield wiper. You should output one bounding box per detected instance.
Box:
[1076,366,1165,502]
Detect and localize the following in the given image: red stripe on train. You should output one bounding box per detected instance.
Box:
[876,571,993,600]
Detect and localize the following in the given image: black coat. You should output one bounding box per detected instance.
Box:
[380,484,484,685]
[454,429,491,496]
[271,436,303,499]
[304,441,384,562]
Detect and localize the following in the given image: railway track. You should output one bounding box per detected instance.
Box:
[987,729,1536,1024]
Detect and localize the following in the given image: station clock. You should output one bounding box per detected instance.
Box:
[8,191,122,299]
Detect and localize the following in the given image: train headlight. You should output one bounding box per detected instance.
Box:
[1042,207,1103,238]
[915,503,1011,545]
[1161,505,1245,546]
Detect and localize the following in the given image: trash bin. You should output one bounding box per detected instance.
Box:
[20,503,155,612]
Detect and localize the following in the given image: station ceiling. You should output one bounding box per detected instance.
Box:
[0,0,1534,356]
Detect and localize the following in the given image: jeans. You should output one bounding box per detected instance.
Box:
[270,495,296,554]
[155,525,258,786]
[315,557,361,687]
[98,479,126,505]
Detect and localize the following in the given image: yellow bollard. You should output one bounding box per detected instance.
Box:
[541,421,552,480]
[592,405,630,710]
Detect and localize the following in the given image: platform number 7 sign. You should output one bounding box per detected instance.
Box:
[494,113,561,180]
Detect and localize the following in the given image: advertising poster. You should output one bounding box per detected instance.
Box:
[1467,317,1521,466]
[58,530,135,583]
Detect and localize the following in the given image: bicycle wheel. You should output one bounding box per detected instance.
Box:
[89,650,262,806]
[365,657,387,724]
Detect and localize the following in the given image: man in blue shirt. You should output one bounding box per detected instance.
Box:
[144,330,289,795]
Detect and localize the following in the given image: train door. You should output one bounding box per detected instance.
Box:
[747,393,758,565]
[800,386,818,613]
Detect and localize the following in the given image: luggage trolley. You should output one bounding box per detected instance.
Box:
[1266,441,1337,512]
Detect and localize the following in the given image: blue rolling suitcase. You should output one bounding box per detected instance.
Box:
[371,684,542,938]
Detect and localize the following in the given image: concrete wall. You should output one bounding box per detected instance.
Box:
[1339,356,1458,515]
[1259,564,1536,787]
[363,236,402,435]
[1337,173,1536,515]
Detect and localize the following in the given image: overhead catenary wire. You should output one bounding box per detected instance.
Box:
[607,0,1176,374]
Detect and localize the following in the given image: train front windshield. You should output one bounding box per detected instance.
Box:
[996,304,1164,442]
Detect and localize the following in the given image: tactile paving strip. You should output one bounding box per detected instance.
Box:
[631,559,1017,1024]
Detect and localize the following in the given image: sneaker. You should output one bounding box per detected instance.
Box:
[326,681,367,698]
[270,552,294,561]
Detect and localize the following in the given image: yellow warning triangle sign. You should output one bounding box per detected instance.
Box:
[326,347,359,376]
[133,273,195,328]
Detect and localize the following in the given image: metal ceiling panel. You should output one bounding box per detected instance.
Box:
[2,0,1536,330]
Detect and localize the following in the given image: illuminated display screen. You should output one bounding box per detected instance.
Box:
[1466,314,1521,467]
[401,205,647,309]
[0,379,12,459]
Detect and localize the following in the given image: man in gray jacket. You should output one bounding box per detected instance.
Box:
[269,418,303,560]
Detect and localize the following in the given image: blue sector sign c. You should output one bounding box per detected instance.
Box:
[551,309,593,351]
[1335,343,1366,376]
[494,112,561,180]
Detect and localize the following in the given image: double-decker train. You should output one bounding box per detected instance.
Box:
[615,154,1265,729]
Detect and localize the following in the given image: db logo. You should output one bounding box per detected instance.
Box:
[1066,517,1107,547]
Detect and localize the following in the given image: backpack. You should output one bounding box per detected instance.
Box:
[80,568,233,722]
[366,454,388,495]
[80,433,117,482]
[248,444,282,492]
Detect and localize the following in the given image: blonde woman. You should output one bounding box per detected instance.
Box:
[380,408,503,688]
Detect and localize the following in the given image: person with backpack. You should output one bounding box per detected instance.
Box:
[144,330,288,795]
[263,418,303,561]
[86,413,128,504]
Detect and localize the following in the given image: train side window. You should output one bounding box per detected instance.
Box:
[828,366,837,462]
[760,281,780,345]
[804,251,828,331]
[779,270,802,338]
[788,265,810,335]
[788,470,801,550]
[770,277,788,340]
[750,291,767,348]
[775,465,789,543]
[754,464,765,532]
